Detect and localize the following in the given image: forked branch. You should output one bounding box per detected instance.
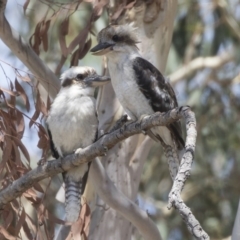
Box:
[0,106,209,239]
[168,109,209,240]
[0,107,187,206]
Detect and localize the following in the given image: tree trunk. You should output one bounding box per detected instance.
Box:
[89,1,177,239]
[0,0,177,238]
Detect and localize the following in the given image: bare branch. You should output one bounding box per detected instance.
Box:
[0,225,19,240]
[169,51,235,83]
[170,199,209,240]
[168,108,197,209]
[0,1,60,98]
[89,158,162,240]
[0,106,209,239]
[0,107,187,206]
[168,110,209,239]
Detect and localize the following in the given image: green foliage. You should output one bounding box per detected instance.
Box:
[140,1,240,239]
[1,0,239,239]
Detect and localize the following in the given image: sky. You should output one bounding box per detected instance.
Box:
[1,0,239,167]
[0,0,106,165]
[0,0,43,164]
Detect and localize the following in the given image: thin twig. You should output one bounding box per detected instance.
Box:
[0,1,60,98]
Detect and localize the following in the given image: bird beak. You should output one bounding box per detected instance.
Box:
[90,42,115,56]
[84,75,111,87]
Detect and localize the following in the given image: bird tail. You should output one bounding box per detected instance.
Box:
[148,128,181,181]
[162,143,180,181]
[63,164,90,222]
[64,177,83,222]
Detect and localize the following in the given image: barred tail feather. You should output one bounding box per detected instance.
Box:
[64,178,83,222]
[163,144,180,181]
[148,128,181,180]
[63,163,90,222]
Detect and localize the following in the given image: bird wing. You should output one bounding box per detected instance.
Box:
[132,57,184,149]
[47,126,60,159]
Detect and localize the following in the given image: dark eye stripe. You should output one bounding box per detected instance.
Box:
[62,78,73,87]
[76,74,83,79]
[76,72,89,80]
[111,34,137,45]
[112,35,120,41]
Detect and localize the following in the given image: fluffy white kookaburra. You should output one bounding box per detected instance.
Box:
[90,25,185,179]
[46,66,110,222]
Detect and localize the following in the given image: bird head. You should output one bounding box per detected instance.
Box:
[90,24,139,56]
[60,66,110,88]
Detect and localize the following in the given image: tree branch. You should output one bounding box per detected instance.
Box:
[91,2,178,238]
[0,225,19,240]
[169,51,235,83]
[0,107,185,206]
[0,0,60,98]
[0,106,209,239]
[89,158,162,240]
[168,110,209,240]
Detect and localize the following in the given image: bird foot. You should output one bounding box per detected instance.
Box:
[109,114,129,133]
[139,114,151,135]
[139,114,150,122]
[97,115,129,141]
[75,148,83,155]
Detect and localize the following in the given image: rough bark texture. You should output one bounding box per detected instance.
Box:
[168,108,209,239]
[90,1,178,239]
[0,106,209,239]
[0,108,186,207]
[89,158,162,240]
[0,0,210,239]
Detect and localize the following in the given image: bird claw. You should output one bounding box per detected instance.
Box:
[141,130,147,135]
[108,114,129,133]
[138,114,150,134]
[139,114,150,122]
[75,148,83,155]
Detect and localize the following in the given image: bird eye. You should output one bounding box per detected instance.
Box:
[112,35,119,41]
[76,74,83,80]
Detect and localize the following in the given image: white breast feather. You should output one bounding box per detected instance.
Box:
[108,53,173,146]
[47,85,97,157]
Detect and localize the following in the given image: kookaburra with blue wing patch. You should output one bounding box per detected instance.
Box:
[90,25,185,179]
[46,66,110,222]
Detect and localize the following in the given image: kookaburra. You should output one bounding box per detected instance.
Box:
[46,66,110,222]
[90,25,185,179]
